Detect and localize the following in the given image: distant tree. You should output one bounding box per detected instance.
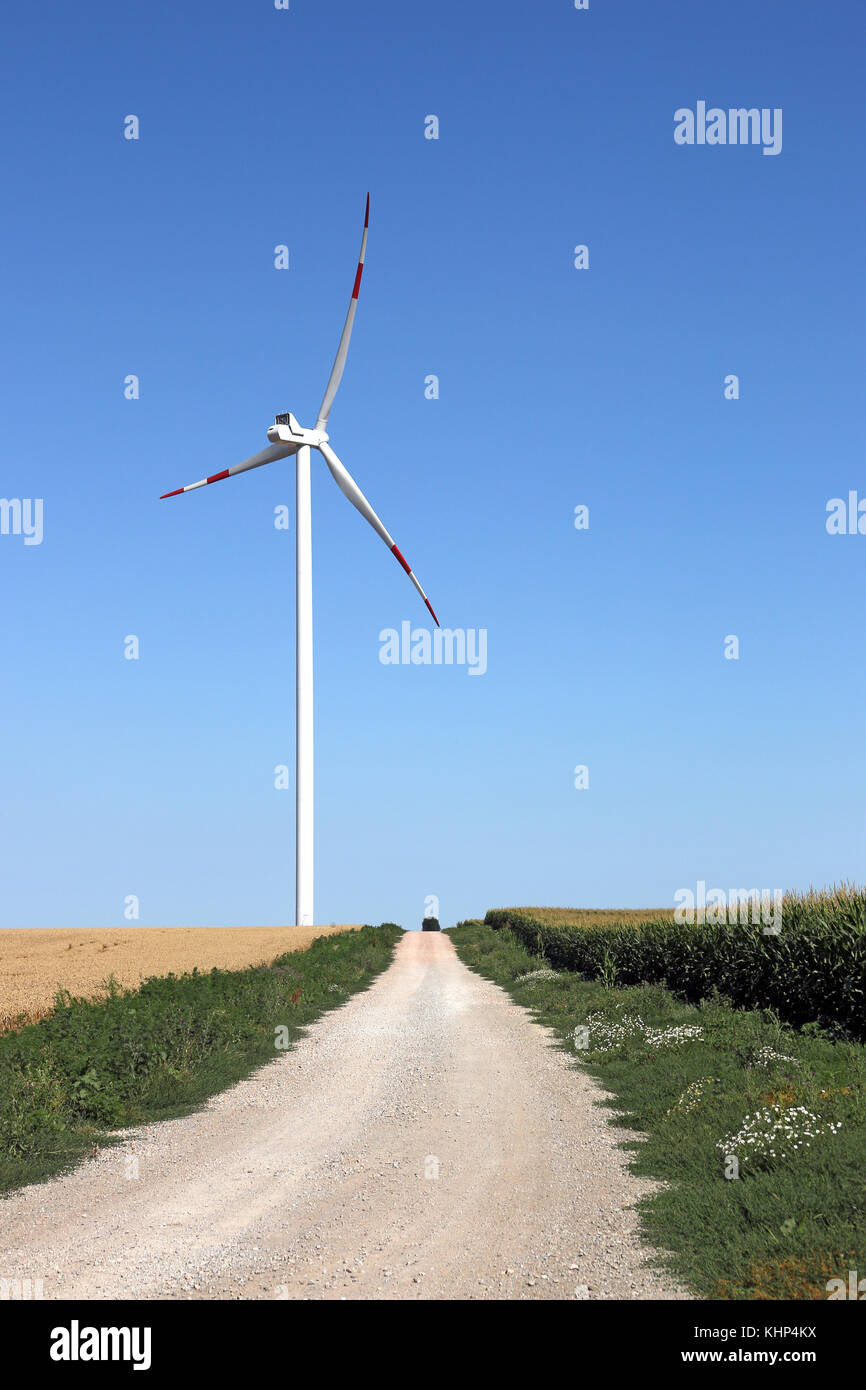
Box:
[421,916,441,932]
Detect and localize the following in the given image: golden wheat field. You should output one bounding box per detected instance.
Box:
[511,907,675,926]
[0,925,358,1032]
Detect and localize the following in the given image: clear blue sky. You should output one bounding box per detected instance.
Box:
[2,1,864,929]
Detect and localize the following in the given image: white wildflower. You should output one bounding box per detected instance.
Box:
[718,1104,842,1165]
[575,1012,704,1054]
[752,1045,799,1068]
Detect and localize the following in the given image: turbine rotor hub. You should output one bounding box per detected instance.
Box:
[268,413,328,448]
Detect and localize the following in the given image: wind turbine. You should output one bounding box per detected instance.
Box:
[160,194,438,927]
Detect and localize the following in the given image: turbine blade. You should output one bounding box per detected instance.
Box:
[315,193,369,431]
[318,439,439,626]
[160,442,295,498]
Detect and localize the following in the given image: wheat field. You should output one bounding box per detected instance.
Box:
[0,925,359,1032]
[510,907,675,927]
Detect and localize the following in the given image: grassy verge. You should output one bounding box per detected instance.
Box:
[450,921,866,1300]
[0,923,402,1195]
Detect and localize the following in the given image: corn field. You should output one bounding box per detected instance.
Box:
[485,886,866,1038]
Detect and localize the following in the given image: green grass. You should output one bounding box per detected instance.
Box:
[450,920,866,1301]
[0,923,402,1195]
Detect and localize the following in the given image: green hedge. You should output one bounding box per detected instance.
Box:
[484,896,866,1039]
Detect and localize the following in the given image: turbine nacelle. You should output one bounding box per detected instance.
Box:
[267,414,328,450]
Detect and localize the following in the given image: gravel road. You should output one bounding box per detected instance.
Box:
[0,930,688,1300]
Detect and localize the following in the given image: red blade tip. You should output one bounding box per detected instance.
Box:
[391,544,412,575]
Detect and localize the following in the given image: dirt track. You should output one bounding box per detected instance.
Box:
[0,931,687,1300]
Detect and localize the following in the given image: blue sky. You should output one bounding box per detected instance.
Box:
[2,0,864,929]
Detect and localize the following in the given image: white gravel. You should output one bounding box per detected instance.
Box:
[0,931,689,1300]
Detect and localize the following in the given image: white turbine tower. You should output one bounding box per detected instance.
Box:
[161,195,438,927]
